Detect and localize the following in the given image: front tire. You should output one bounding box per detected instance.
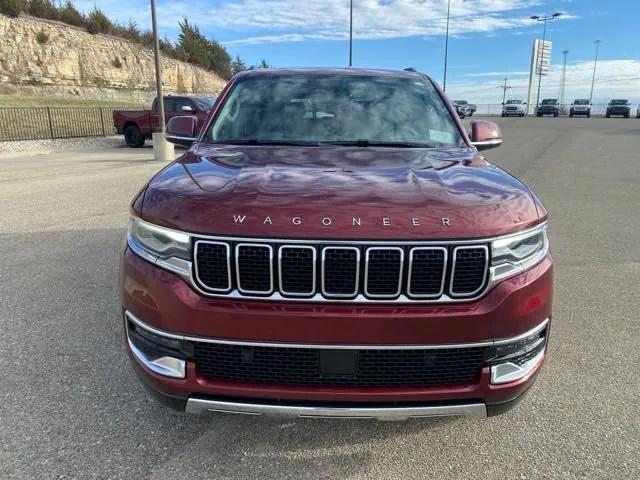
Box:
[606,113,611,118]
[124,125,145,148]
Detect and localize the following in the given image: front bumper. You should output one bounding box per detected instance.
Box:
[121,248,553,418]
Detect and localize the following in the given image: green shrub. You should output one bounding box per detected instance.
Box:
[0,0,28,16]
[85,8,112,34]
[35,28,49,44]
[59,0,83,27]
[27,0,58,20]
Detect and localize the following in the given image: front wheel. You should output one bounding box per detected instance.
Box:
[554,112,559,117]
[606,113,611,118]
[124,125,145,148]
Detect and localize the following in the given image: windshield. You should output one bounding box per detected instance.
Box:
[506,100,522,105]
[193,96,216,110]
[541,99,557,105]
[205,74,463,148]
[573,99,589,105]
[610,99,628,105]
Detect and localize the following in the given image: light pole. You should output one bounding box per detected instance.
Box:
[530,12,562,110]
[348,0,353,67]
[500,77,512,105]
[589,40,602,104]
[443,0,451,91]
[150,0,165,135]
[559,49,568,107]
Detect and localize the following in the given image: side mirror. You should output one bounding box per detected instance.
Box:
[166,115,197,147]
[469,120,502,151]
[181,105,194,112]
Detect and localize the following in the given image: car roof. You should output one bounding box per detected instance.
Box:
[236,67,429,81]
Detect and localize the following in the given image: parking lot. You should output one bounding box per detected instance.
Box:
[1,117,638,479]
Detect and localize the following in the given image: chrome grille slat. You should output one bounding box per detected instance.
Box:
[364,247,404,298]
[235,243,274,295]
[321,246,360,298]
[193,238,490,302]
[278,245,316,296]
[407,247,447,298]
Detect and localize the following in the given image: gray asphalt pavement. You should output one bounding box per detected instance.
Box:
[1,118,639,479]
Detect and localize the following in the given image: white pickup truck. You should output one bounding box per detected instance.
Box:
[501,99,526,117]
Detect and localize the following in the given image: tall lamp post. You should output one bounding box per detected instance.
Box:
[443,0,451,91]
[150,0,165,134]
[589,40,602,104]
[150,0,173,161]
[530,12,562,110]
[348,0,353,66]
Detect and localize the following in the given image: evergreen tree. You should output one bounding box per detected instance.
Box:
[231,55,246,76]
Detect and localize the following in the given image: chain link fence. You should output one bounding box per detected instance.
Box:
[0,106,144,142]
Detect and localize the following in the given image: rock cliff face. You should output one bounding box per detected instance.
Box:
[0,14,227,103]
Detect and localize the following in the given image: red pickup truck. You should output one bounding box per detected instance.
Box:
[113,95,215,147]
[122,68,552,420]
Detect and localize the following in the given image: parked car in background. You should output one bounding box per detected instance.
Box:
[454,100,476,116]
[453,100,472,118]
[606,99,631,118]
[569,99,591,117]
[113,95,216,147]
[636,105,640,118]
[122,67,553,420]
[536,99,559,117]
[502,99,526,117]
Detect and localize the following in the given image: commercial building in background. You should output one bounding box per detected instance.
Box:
[527,39,552,114]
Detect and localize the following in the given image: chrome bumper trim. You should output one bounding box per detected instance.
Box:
[185,398,487,420]
[125,319,186,379]
[125,310,549,351]
[490,349,545,384]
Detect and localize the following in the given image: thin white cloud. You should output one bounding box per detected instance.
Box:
[446,60,640,104]
[466,71,530,77]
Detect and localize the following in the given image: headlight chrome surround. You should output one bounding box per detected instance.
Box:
[127,216,192,277]
[490,223,548,283]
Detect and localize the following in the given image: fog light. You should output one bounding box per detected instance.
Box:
[489,323,547,384]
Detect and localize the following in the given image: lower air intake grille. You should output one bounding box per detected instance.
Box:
[193,343,486,387]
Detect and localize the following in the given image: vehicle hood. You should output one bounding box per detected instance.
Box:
[140,144,540,239]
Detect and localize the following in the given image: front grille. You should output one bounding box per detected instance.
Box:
[451,246,488,296]
[236,244,273,294]
[365,248,403,297]
[194,239,490,302]
[193,342,486,387]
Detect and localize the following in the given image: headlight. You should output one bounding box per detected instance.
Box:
[490,224,548,282]
[127,216,192,276]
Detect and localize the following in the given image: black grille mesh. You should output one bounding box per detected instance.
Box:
[323,248,359,295]
[280,247,314,294]
[409,248,446,296]
[366,249,402,296]
[193,343,486,387]
[451,247,488,295]
[237,245,272,293]
[195,242,230,291]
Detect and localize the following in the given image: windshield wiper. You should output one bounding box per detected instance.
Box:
[212,139,320,146]
[321,140,436,148]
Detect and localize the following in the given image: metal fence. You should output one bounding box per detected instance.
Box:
[0,106,143,142]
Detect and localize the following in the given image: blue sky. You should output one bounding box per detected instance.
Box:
[78,0,640,103]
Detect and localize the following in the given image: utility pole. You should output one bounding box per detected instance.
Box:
[499,77,512,104]
[442,0,451,91]
[559,49,569,107]
[589,40,602,104]
[348,0,353,67]
[530,12,562,109]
